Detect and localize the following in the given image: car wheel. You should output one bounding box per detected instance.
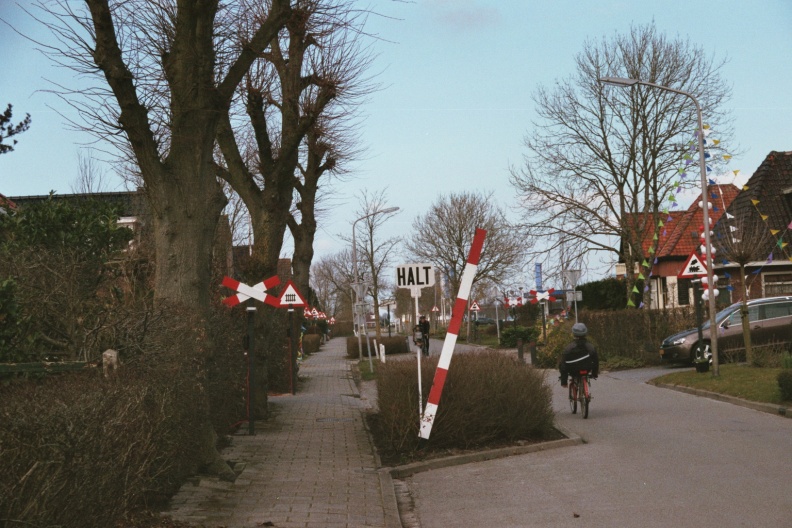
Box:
[693,341,712,363]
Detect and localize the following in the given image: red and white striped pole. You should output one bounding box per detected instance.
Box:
[419,228,486,440]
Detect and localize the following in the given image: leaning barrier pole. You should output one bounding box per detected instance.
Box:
[419,228,486,440]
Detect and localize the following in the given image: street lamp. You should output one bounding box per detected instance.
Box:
[352,206,400,371]
[598,76,719,375]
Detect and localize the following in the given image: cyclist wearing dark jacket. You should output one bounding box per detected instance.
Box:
[559,323,599,387]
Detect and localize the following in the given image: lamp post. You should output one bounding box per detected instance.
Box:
[598,76,719,375]
[352,206,400,371]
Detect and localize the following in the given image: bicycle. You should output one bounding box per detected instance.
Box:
[567,369,592,419]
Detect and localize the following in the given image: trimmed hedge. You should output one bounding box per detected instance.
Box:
[373,351,555,457]
[0,304,247,527]
[778,370,792,401]
[345,335,410,359]
[303,334,321,354]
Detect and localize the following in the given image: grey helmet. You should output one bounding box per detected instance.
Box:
[572,323,588,337]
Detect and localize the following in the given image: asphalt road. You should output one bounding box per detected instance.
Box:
[405,367,792,528]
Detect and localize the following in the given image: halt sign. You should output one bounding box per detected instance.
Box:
[396,263,435,288]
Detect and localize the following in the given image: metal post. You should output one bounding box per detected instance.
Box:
[598,76,719,375]
[246,307,256,436]
[288,309,296,395]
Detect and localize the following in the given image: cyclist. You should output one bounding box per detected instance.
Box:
[415,315,431,357]
[559,323,599,387]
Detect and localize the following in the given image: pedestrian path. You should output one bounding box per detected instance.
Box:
[165,337,401,528]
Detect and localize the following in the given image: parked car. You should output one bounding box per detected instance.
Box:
[659,296,792,364]
[474,316,496,325]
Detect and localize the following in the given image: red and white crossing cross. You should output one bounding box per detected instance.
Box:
[222,275,281,307]
[303,307,312,318]
[529,288,556,304]
[419,228,487,441]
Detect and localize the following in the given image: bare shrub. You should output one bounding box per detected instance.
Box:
[374,351,554,458]
[346,335,409,359]
[332,320,354,337]
[303,334,321,354]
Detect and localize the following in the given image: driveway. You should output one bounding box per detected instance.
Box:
[404,367,792,527]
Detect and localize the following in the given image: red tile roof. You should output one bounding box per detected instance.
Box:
[625,184,740,259]
[658,184,740,258]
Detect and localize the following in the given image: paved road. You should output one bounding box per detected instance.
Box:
[405,368,792,527]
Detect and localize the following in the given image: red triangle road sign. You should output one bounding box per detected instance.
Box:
[277,280,307,308]
[678,251,708,279]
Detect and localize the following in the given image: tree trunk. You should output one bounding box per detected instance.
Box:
[148,177,227,310]
[740,264,753,365]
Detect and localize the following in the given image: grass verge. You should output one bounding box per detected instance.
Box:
[649,363,791,405]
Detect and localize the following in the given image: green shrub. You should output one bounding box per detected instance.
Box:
[373,351,555,459]
[782,352,792,369]
[533,320,575,368]
[777,370,792,401]
[500,325,539,348]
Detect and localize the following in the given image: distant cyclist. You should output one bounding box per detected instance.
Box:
[559,323,599,387]
[415,315,430,357]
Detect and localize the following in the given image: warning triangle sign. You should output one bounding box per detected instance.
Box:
[678,252,708,279]
[469,301,481,311]
[277,280,307,308]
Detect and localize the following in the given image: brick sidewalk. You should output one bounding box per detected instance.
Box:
[164,337,401,528]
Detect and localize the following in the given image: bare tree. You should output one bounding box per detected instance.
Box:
[310,250,354,320]
[510,23,732,305]
[714,208,773,365]
[29,0,293,481]
[216,0,373,286]
[30,0,292,313]
[347,189,401,343]
[406,191,527,312]
[71,149,109,194]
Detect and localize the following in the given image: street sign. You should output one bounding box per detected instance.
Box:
[431,305,439,312]
[469,300,481,311]
[529,288,556,303]
[566,291,583,302]
[276,280,307,308]
[396,263,435,288]
[222,275,281,307]
[678,251,708,278]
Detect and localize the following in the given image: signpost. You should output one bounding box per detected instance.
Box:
[221,275,281,435]
[277,280,307,395]
[396,262,436,418]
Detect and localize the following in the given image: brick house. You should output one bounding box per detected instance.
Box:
[621,183,740,309]
[713,151,792,301]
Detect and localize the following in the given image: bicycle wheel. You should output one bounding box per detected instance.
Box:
[568,381,577,414]
[581,377,589,419]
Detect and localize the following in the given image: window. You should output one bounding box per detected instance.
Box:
[762,301,792,320]
[677,278,692,306]
[764,273,792,296]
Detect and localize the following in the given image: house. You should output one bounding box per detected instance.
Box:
[713,151,792,301]
[622,183,740,309]
[624,151,792,309]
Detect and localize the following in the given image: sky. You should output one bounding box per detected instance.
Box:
[2,0,791,288]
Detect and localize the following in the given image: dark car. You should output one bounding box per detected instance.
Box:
[660,296,792,363]
[474,316,496,325]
